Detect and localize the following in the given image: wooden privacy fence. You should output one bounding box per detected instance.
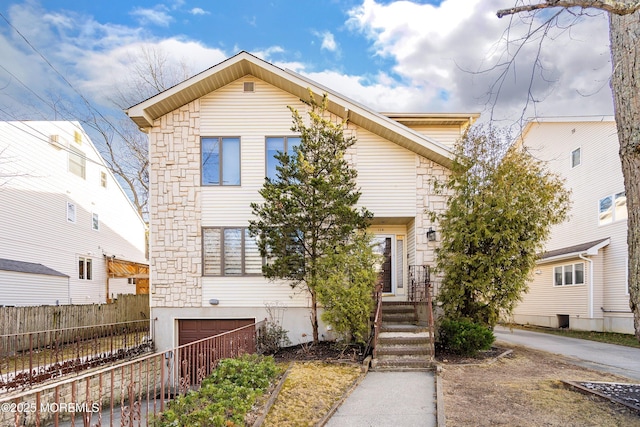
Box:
[0,294,149,337]
[0,321,264,427]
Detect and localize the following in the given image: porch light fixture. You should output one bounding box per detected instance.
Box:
[208,299,220,305]
[426,227,436,242]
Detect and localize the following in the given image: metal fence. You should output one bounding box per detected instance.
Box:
[0,320,151,392]
[0,321,264,427]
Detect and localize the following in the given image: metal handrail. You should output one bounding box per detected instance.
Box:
[372,281,383,358]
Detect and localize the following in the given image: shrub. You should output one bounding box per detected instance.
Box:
[257,321,292,354]
[153,354,279,427]
[438,318,495,356]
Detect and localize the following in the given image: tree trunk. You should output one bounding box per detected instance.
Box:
[609,10,640,341]
[311,289,319,344]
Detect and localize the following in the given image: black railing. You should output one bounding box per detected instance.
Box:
[409,265,435,362]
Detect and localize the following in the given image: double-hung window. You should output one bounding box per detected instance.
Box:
[571,147,581,168]
[68,146,86,179]
[266,137,301,180]
[201,137,241,185]
[554,263,584,286]
[203,227,262,276]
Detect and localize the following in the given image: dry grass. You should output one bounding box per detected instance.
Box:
[263,362,361,426]
[441,345,640,427]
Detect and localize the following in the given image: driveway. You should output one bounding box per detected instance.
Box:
[494,326,640,381]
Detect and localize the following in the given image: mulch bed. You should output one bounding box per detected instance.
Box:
[436,346,510,364]
[271,341,367,364]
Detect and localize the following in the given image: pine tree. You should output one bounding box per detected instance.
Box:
[249,91,373,343]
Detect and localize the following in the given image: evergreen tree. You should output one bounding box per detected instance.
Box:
[249,91,374,343]
[432,126,571,327]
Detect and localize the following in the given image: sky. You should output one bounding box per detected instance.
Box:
[0,0,615,133]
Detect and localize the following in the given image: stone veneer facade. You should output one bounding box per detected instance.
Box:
[149,99,202,308]
[415,155,450,268]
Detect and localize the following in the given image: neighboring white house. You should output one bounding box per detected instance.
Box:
[513,117,632,334]
[126,51,479,352]
[0,121,148,305]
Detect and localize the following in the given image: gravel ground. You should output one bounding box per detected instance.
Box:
[575,381,640,412]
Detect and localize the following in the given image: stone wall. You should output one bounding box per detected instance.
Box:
[149,100,202,308]
[415,155,450,269]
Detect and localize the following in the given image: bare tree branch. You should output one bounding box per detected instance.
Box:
[498,0,640,18]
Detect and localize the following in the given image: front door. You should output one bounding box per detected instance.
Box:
[373,236,393,293]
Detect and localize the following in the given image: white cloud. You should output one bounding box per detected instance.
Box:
[346,0,613,122]
[316,31,338,52]
[189,8,209,16]
[130,6,173,27]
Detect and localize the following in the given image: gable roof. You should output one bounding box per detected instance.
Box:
[126,51,479,168]
[0,258,69,277]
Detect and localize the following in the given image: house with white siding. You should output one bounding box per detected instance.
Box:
[126,51,478,352]
[513,117,633,334]
[0,121,148,306]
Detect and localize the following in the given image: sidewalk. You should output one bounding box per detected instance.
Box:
[494,326,640,381]
[324,371,437,427]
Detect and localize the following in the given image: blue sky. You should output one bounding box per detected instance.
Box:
[0,0,614,128]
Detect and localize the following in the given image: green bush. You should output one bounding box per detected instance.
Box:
[438,318,495,356]
[153,354,279,427]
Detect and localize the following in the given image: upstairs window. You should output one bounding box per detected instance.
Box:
[68,146,86,179]
[571,147,581,168]
[100,171,107,188]
[201,137,241,185]
[92,213,100,231]
[203,227,262,276]
[67,202,76,223]
[266,136,301,180]
[554,263,584,286]
[599,192,627,225]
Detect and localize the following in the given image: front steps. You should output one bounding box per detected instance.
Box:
[371,302,433,371]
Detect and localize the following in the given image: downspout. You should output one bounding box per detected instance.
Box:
[579,253,594,318]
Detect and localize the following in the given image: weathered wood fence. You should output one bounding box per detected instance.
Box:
[0,294,149,336]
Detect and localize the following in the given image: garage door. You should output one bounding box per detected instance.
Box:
[178,319,255,346]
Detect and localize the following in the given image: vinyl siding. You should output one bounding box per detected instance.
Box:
[404,124,464,148]
[0,271,69,306]
[516,120,630,325]
[195,77,420,306]
[0,122,147,304]
[356,129,416,217]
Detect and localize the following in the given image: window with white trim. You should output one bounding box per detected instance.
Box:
[68,145,86,179]
[203,227,262,276]
[571,147,581,168]
[92,213,100,231]
[554,262,584,286]
[67,202,76,223]
[599,192,627,225]
[79,257,92,280]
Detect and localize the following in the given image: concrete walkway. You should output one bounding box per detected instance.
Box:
[324,371,436,427]
[494,326,640,381]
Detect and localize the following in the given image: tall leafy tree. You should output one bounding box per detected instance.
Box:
[249,92,373,344]
[496,0,640,341]
[432,126,570,327]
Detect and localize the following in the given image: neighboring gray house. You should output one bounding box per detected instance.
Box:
[0,258,69,306]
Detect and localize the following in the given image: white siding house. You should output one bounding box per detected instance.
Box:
[0,121,148,305]
[513,117,633,333]
[126,52,478,352]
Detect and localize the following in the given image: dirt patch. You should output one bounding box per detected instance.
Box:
[440,344,640,426]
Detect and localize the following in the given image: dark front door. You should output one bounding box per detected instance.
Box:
[373,237,393,293]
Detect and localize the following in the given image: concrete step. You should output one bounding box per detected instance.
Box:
[380,324,430,333]
[381,314,417,324]
[372,354,433,371]
[378,335,431,346]
[381,305,415,314]
[375,344,430,356]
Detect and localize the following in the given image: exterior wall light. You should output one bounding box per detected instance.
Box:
[209,299,220,305]
[426,227,436,242]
